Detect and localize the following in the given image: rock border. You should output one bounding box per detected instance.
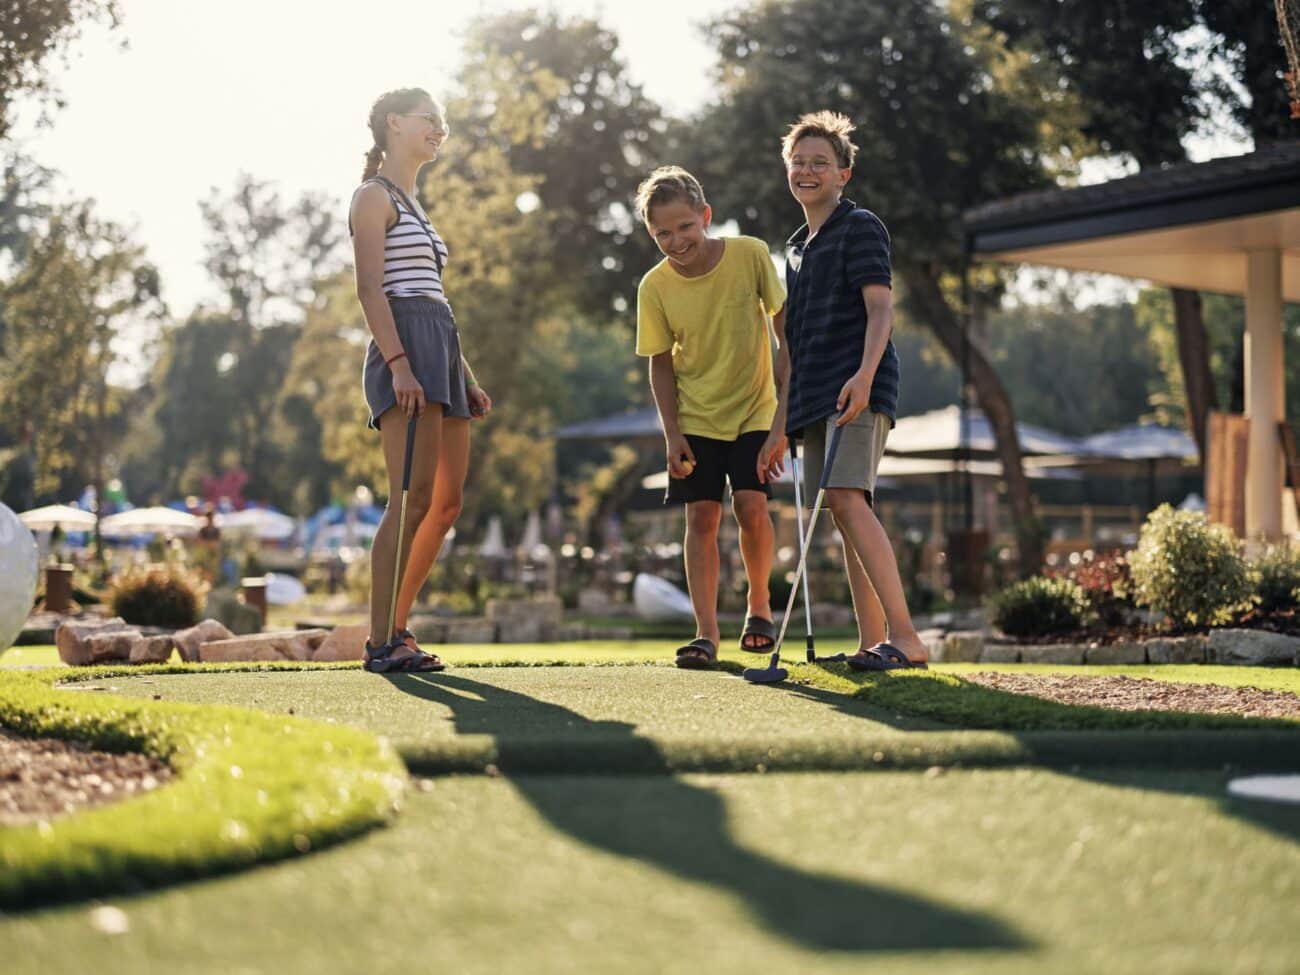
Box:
[929,629,1300,667]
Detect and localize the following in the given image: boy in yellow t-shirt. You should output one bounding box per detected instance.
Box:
[634,166,788,670]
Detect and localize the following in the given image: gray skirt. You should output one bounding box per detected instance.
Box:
[363,296,471,429]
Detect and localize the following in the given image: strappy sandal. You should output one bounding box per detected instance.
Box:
[674,637,718,670]
[396,628,446,671]
[739,615,778,653]
[363,637,444,673]
[846,643,928,671]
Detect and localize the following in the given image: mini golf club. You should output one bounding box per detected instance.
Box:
[744,421,845,685]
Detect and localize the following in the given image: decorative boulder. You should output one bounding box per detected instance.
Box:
[202,588,262,635]
[313,624,369,662]
[199,629,329,663]
[56,617,136,666]
[173,618,236,663]
[1207,629,1300,666]
[129,635,176,664]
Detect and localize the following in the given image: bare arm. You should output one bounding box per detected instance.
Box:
[835,284,893,425]
[757,304,789,482]
[350,183,425,417]
[649,351,694,478]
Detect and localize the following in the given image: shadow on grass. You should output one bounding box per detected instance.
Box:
[388,672,1027,955]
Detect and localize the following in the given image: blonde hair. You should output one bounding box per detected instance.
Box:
[633,165,707,225]
[781,111,858,169]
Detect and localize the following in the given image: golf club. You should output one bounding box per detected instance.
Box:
[789,439,846,665]
[744,420,845,685]
[385,413,420,646]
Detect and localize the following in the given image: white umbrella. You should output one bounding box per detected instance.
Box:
[99,506,203,537]
[218,508,297,540]
[18,503,96,531]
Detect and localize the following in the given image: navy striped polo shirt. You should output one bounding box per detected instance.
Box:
[783,199,899,436]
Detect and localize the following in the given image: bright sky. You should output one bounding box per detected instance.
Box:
[11,0,738,319]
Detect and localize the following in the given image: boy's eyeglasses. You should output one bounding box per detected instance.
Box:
[787,159,833,174]
[402,113,450,136]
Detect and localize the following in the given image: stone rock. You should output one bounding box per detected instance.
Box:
[1144,636,1208,664]
[1020,644,1087,665]
[313,623,369,662]
[442,618,497,644]
[556,623,588,642]
[84,629,144,663]
[55,617,134,666]
[129,635,176,664]
[202,588,262,635]
[1084,642,1147,666]
[980,645,1021,663]
[408,616,447,645]
[199,629,329,663]
[938,631,984,664]
[172,619,236,663]
[1207,629,1300,666]
[486,596,563,627]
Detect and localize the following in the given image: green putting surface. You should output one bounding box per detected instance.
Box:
[5,768,1298,975]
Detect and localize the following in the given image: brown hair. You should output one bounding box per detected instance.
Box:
[780,111,858,169]
[633,165,707,225]
[362,87,434,181]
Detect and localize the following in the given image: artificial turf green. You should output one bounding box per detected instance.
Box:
[0,667,406,908]
[4,768,1298,974]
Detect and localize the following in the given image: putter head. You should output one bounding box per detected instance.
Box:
[743,651,789,685]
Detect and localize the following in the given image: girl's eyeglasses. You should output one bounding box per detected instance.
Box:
[402,113,450,136]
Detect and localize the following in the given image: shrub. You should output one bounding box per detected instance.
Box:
[1251,544,1300,615]
[987,576,1091,638]
[109,563,207,628]
[1047,551,1134,627]
[1126,505,1254,629]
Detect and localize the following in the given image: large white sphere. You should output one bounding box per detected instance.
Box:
[0,502,39,654]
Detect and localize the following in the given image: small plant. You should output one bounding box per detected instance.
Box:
[1048,550,1134,627]
[1251,543,1300,615]
[1126,505,1254,630]
[109,563,207,628]
[987,576,1091,638]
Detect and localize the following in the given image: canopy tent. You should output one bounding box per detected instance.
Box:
[966,141,1300,539]
[886,405,1085,459]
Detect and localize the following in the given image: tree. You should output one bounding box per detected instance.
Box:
[694,0,1072,571]
[0,202,161,536]
[0,0,120,140]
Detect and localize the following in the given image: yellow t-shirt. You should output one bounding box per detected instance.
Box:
[635,236,786,441]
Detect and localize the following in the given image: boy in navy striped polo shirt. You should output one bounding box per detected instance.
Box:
[758,111,928,669]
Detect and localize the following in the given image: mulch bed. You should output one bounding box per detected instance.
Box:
[962,672,1300,721]
[0,729,173,826]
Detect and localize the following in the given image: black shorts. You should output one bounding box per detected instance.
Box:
[665,430,772,505]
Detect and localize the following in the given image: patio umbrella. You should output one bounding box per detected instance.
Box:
[99,506,203,537]
[18,504,96,531]
[887,405,1086,459]
[218,507,298,541]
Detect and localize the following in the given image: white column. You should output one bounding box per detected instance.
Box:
[1245,248,1284,540]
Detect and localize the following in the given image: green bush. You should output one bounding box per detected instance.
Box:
[987,576,1091,638]
[109,563,207,628]
[1251,543,1300,615]
[1048,551,1134,627]
[1126,505,1253,629]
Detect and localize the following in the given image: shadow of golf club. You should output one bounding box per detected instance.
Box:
[387,671,1027,954]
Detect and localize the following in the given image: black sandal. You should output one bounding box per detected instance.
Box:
[364,637,444,673]
[675,637,718,670]
[847,643,928,671]
[739,616,778,653]
[396,628,446,671]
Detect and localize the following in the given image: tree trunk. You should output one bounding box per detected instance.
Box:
[901,266,1044,575]
[1170,288,1217,460]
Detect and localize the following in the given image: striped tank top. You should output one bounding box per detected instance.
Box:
[353,176,450,303]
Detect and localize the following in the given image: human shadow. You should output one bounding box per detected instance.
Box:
[387,671,1026,954]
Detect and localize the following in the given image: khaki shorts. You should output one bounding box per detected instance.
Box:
[796,411,891,505]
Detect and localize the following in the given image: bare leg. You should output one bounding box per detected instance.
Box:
[395,417,469,630]
[826,488,928,663]
[683,501,723,656]
[834,512,888,650]
[732,490,775,647]
[368,406,440,650]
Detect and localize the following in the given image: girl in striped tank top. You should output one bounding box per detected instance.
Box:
[349,87,492,673]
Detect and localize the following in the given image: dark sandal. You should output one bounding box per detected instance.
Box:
[675,637,718,670]
[396,628,446,671]
[847,643,927,671]
[739,616,778,653]
[364,637,443,673]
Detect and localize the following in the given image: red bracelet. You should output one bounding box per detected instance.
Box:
[385,351,407,366]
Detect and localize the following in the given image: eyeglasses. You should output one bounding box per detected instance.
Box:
[787,158,834,174]
[401,113,450,136]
